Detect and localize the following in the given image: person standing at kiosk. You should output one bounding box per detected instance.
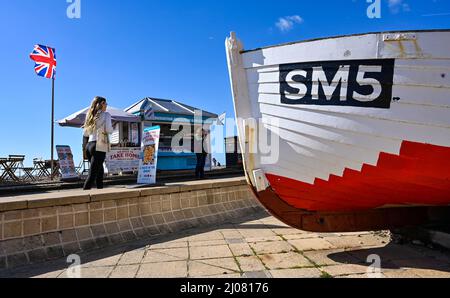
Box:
[82,96,114,190]
[194,127,209,179]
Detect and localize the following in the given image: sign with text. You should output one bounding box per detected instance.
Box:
[280,59,395,109]
[105,148,140,174]
[56,146,78,180]
[131,123,139,145]
[137,126,161,185]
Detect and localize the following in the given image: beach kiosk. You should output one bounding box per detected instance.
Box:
[58,106,142,175]
[125,98,218,171]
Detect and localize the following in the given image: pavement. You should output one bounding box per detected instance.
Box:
[1,210,450,278]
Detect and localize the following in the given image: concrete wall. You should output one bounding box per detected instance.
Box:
[0,177,263,269]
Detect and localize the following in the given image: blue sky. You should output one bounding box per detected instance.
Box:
[0,0,449,166]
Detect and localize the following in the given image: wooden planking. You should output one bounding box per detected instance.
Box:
[257,82,450,108]
[259,102,450,147]
[261,114,403,154]
[395,59,450,70]
[252,58,450,73]
[266,154,333,181]
[392,85,450,108]
[272,141,348,178]
[247,65,450,89]
[286,141,363,172]
[263,122,381,169]
[266,140,450,211]
[242,34,380,69]
[257,93,450,128]
[379,32,450,60]
[263,164,317,185]
[261,126,352,179]
[242,31,450,69]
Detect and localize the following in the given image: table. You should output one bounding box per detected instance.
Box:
[8,155,25,179]
[0,157,21,182]
[33,160,51,179]
[0,158,8,182]
[21,167,36,182]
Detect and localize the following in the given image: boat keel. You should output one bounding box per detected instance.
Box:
[253,187,436,233]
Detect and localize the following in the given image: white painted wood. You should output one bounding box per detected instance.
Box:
[247,66,450,88]
[259,103,450,146]
[242,31,450,69]
[226,30,450,189]
[257,82,450,108]
[258,94,450,128]
[260,115,403,154]
[242,34,380,69]
[226,32,260,187]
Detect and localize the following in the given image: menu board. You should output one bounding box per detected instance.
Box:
[56,146,79,180]
[137,126,161,185]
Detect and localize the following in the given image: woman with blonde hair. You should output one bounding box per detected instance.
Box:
[82,96,113,190]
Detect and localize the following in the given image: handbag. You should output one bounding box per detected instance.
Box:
[95,117,111,153]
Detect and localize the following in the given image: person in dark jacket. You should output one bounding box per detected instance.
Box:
[194,127,209,179]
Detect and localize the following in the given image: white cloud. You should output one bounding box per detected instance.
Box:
[388,0,411,14]
[275,15,303,32]
[402,3,411,12]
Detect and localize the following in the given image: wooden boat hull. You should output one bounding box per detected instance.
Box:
[225,30,450,232]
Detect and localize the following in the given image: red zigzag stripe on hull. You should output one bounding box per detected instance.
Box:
[266,141,450,212]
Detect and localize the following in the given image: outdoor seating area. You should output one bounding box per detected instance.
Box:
[0,155,62,184]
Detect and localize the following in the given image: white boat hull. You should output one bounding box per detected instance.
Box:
[226,30,450,231]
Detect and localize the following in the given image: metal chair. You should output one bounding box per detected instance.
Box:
[76,159,90,177]
[0,158,7,183]
[21,167,36,182]
[33,159,51,179]
[45,160,61,180]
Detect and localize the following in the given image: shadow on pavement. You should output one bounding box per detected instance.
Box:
[328,243,450,274]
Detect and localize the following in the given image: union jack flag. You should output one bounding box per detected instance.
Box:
[29,45,57,79]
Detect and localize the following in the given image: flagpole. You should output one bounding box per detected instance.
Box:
[51,77,55,180]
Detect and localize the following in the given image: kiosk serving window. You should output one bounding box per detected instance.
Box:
[155,123,194,153]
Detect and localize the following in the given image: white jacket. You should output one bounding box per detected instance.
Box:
[83,112,114,152]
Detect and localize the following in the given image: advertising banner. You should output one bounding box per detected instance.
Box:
[130,123,139,145]
[105,148,140,174]
[137,126,160,185]
[56,145,78,180]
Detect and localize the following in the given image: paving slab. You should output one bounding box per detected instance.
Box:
[189,245,233,260]
[189,258,240,277]
[236,256,266,272]
[110,265,140,278]
[1,210,449,278]
[249,241,295,255]
[269,268,322,278]
[228,243,254,257]
[259,252,314,270]
[322,264,372,277]
[118,250,145,265]
[142,247,189,263]
[304,249,363,267]
[288,238,336,251]
[136,261,187,278]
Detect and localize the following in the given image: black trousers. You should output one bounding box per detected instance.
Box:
[83,142,106,190]
[195,153,207,178]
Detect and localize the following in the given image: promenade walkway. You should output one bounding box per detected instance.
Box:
[2,210,450,278]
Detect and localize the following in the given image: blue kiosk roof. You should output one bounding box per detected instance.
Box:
[125,97,218,119]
